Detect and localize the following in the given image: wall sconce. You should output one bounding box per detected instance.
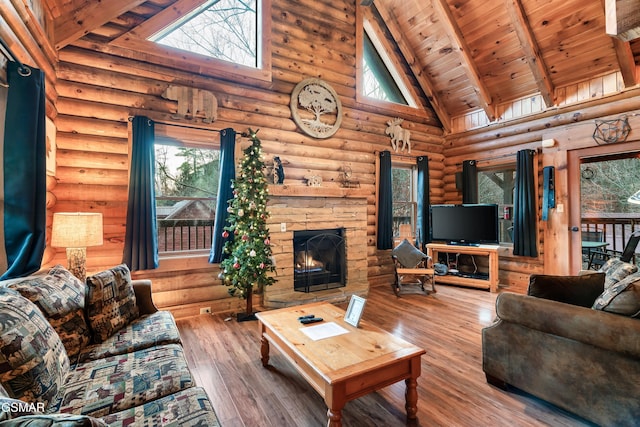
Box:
[541,138,556,148]
[51,212,103,282]
[628,190,640,205]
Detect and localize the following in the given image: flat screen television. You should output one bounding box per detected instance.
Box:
[430,204,499,245]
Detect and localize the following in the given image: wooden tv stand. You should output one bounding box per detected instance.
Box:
[426,243,499,292]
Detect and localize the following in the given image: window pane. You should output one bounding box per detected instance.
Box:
[392,167,415,238]
[478,168,515,244]
[155,144,220,253]
[362,32,407,105]
[151,0,258,68]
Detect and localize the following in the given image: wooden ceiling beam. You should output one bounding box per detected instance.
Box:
[433,0,496,121]
[53,0,147,50]
[504,0,555,108]
[612,37,638,87]
[372,3,452,132]
[605,0,640,42]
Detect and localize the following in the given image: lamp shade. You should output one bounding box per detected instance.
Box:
[51,212,103,248]
[629,190,640,205]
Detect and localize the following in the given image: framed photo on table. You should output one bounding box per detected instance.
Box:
[344,295,366,327]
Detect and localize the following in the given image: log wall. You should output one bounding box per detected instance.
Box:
[45,0,445,317]
[443,88,640,290]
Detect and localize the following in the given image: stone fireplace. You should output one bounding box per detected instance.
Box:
[264,190,369,308]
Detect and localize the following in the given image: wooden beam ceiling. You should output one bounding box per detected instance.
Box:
[433,0,496,121]
[504,0,555,107]
[54,0,147,49]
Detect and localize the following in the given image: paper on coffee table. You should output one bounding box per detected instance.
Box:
[300,321,349,341]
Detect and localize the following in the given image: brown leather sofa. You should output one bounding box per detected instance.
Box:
[482,260,640,427]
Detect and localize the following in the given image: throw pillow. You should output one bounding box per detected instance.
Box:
[392,239,428,268]
[0,288,70,408]
[527,273,605,308]
[9,265,91,359]
[599,257,638,289]
[0,414,107,426]
[86,264,139,343]
[592,271,640,317]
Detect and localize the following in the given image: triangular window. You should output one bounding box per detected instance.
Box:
[362,22,416,107]
[149,0,258,68]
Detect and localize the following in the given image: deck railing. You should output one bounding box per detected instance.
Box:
[157,218,214,253]
[582,214,639,258]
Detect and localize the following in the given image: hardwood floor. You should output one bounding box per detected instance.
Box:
[176,284,594,427]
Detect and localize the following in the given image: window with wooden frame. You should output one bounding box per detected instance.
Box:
[392,164,417,241]
[154,124,221,256]
[478,166,516,244]
[110,0,271,83]
[356,6,427,116]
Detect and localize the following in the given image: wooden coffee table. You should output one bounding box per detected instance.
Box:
[255,301,426,427]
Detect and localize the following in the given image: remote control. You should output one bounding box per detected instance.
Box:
[300,317,323,324]
[298,314,315,320]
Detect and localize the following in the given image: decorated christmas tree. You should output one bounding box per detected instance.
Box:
[220,129,276,321]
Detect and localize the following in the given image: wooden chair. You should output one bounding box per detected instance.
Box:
[391,239,435,296]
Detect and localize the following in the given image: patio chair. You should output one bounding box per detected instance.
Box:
[582,230,609,270]
[391,239,435,296]
[620,231,640,263]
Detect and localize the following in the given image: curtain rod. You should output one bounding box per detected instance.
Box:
[377,150,428,161]
[456,149,537,166]
[0,37,30,76]
[127,116,241,135]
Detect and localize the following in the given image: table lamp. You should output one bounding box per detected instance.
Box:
[51,212,103,282]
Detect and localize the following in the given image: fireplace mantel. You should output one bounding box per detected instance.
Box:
[268,184,369,199]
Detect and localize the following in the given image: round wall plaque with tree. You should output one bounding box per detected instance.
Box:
[290,78,343,138]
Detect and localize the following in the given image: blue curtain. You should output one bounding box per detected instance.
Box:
[513,149,538,257]
[0,62,46,279]
[209,128,236,263]
[462,160,478,203]
[377,151,393,250]
[416,156,430,250]
[123,116,159,271]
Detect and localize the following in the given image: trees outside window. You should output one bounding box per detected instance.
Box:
[479,167,516,244]
[155,142,220,254]
[150,0,258,68]
[392,166,416,238]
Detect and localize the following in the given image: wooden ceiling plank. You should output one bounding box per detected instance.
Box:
[433,0,496,121]
[372,3,452,132]
[504,0,555,107]
[54,0,147,49]
[605,0,640,42]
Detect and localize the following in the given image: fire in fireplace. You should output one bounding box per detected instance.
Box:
[293,228,346,292]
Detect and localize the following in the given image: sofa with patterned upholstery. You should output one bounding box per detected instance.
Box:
[0,264,220,426]
[482,258,640,427]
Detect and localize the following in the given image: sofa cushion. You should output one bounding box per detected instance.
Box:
[0,414,107,426]
[592,271,640,318]
[55,344,193,418]
[0,288,70,408]
[101,387,220,427]
[77,311,182,363]
[599,257,638,288]
[8,265,91,359]
[86,264,139,343]
[527,273,605,308]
